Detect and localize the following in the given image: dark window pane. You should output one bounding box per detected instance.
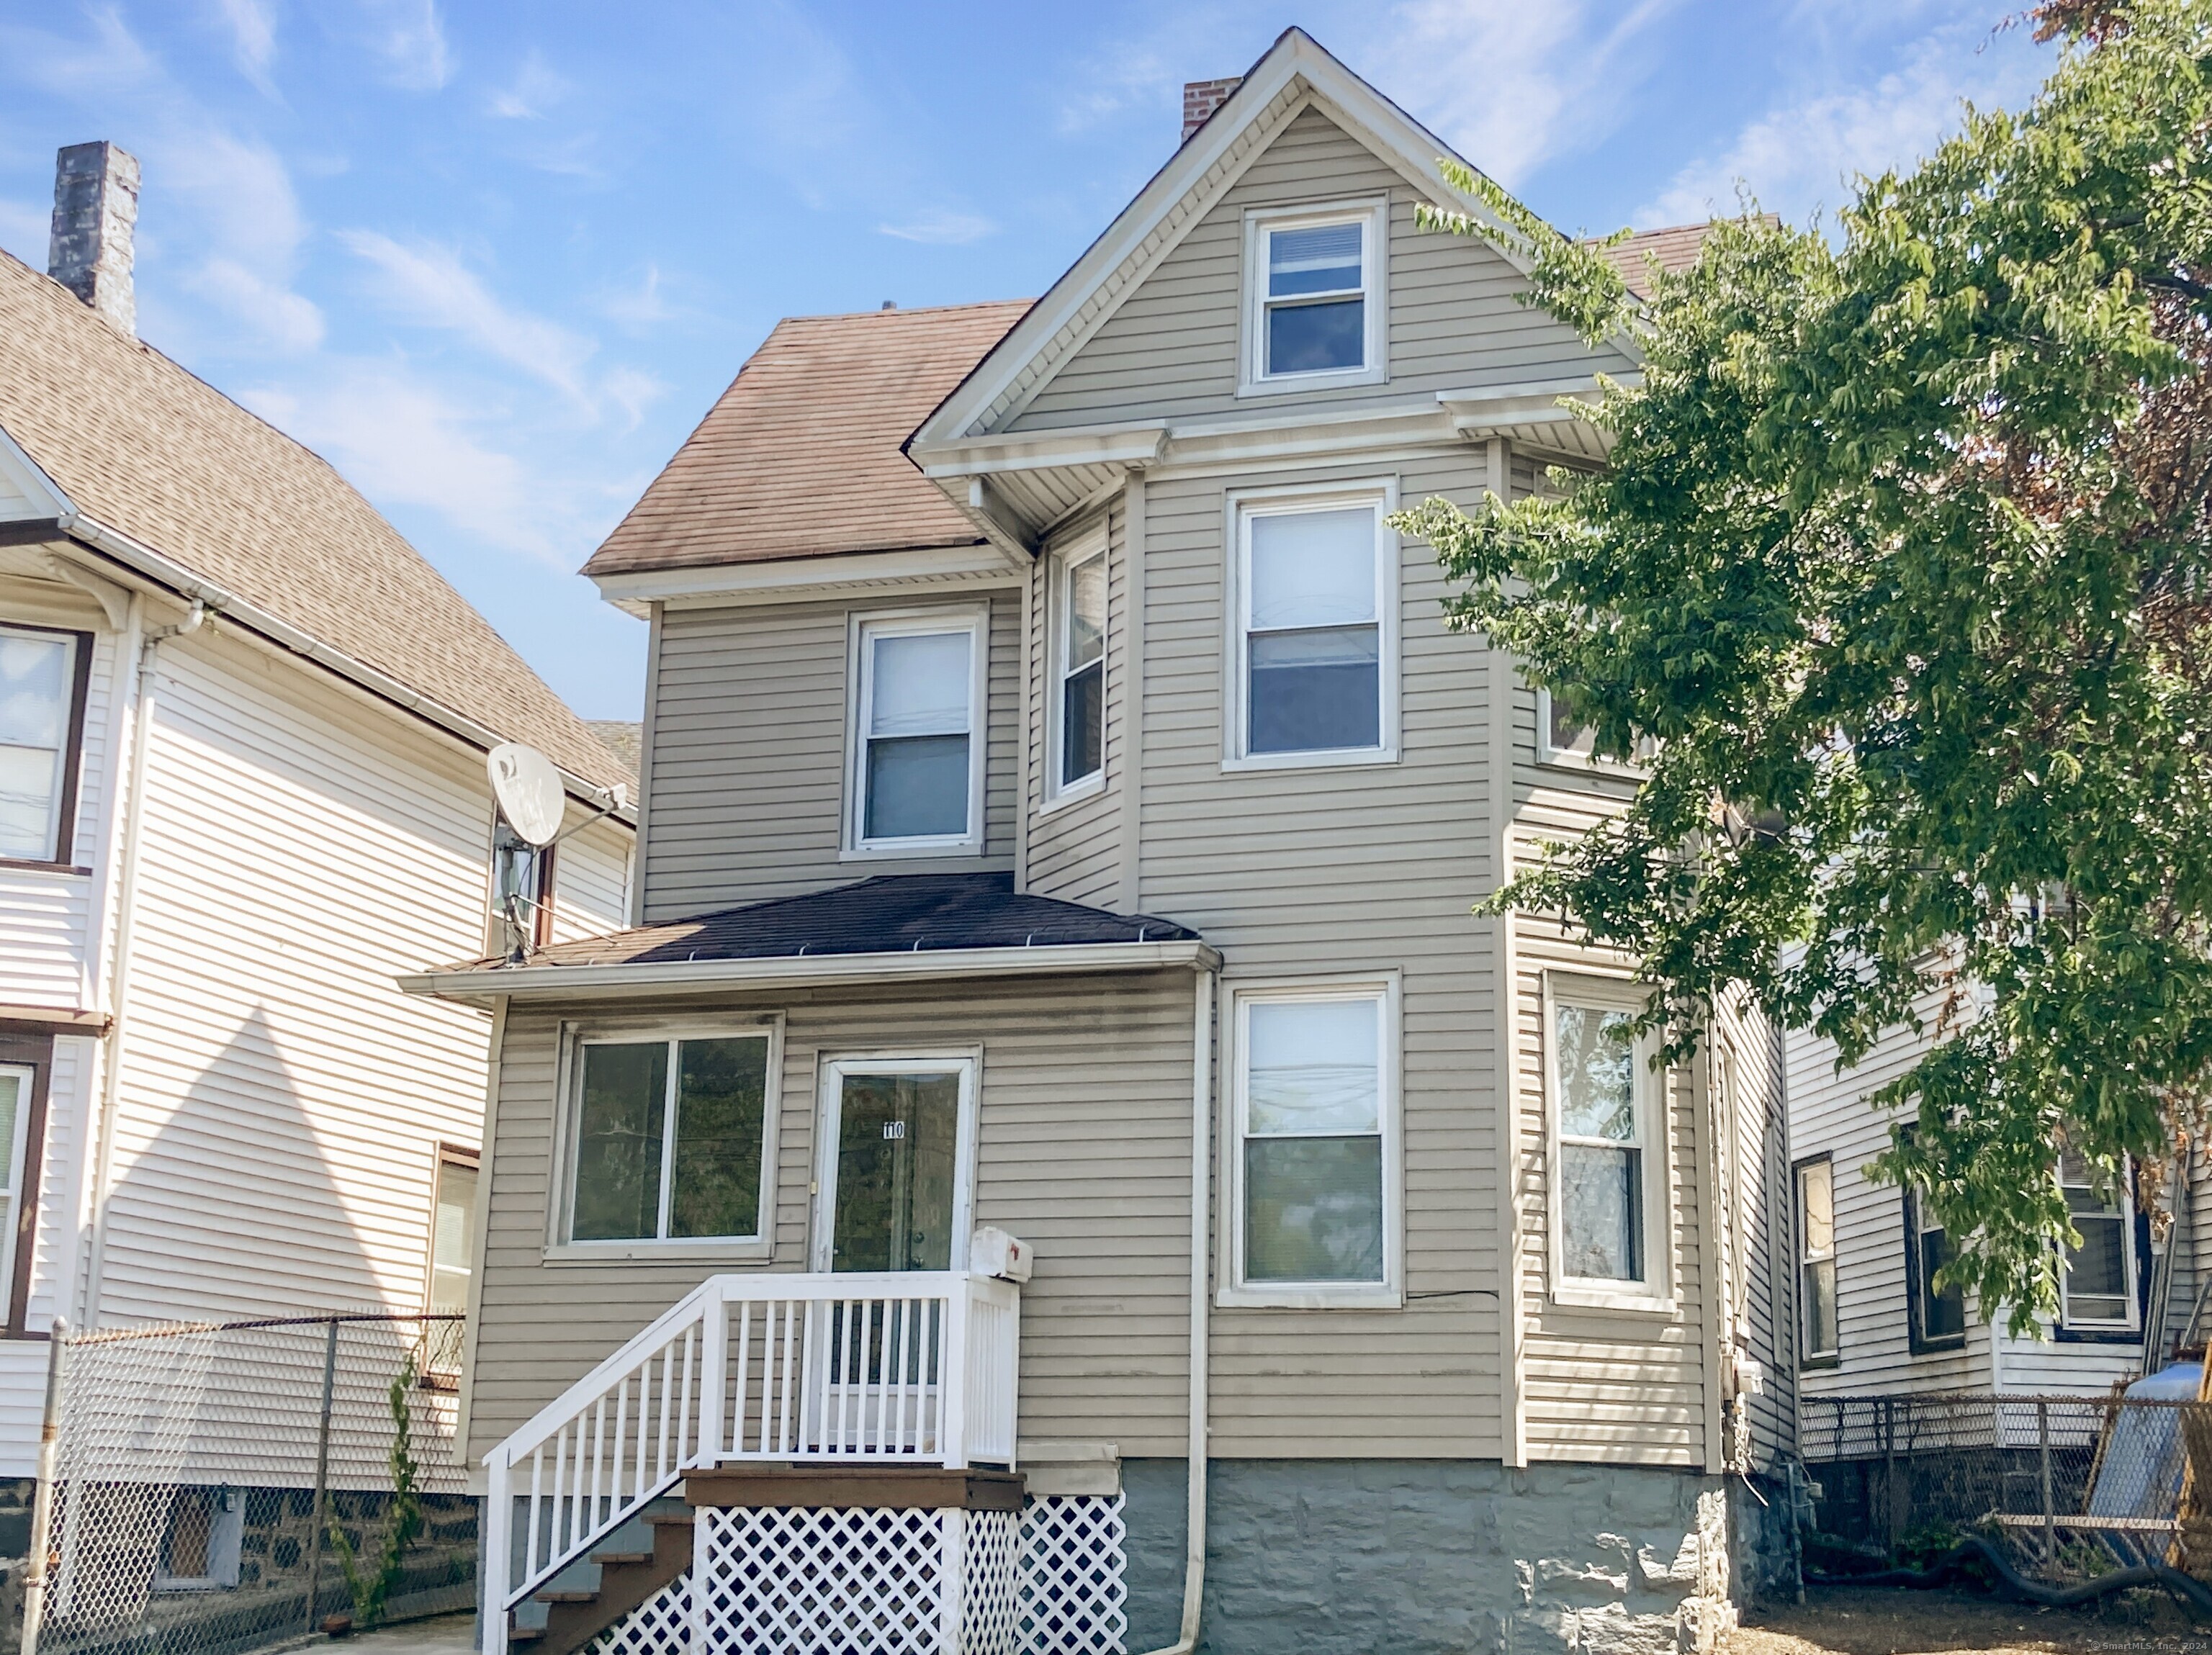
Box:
[1920,1223,1966,1338]
[1267,297,1364,374]
[1803,1258,1838,1357]
[866,734,970,839]
[1248,626,1379,753]
[668,1037,770,1238]
[832,1072,961,1273]
[2064,1214,2129,1320]
[572,1042,667,1240]
[1561,1142,1644,1281]
[1244,1135,1383,1282]
[1061,659,1103,785]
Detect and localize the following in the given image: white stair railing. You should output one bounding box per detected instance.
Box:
[482,1269,1022,1655]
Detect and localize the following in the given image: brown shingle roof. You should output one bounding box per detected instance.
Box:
[583,299,1030,579]
[0,250,626,793]
[1596,217,1779,297]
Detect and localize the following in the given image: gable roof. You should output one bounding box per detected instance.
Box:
[583,300,1030,580]
[0,249,629,797]
[911,27,1645,448]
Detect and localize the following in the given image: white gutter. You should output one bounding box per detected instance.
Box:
[398,938,1220,1004]
[57,512,630,819]
[1141,964,1214,1655]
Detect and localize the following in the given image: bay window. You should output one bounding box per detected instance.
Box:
[565,1030,775,1248]
[1228,982,1398,1304]
[1233,492,1395,765]
[849,611,986,852]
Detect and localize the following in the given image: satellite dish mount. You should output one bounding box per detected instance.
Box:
[487,742,624,963]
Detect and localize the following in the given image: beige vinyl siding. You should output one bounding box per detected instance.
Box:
[640,590,1019,921]
[0,577,123,1011]
[1007,103,1637,434]
[1134,450,1502,1458]
[1716,991,1795,1467]
[85,626,520,1325]
[466,969,1200,1463]
[1512,914,1709,1466]
[1025,498,1127,910]
[545,812,631,945]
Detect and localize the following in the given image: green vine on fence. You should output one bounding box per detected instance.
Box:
[328,1349,427,1630]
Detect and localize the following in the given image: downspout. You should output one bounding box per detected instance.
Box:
[79,600,203,1328]
[1140,965,1213,1655]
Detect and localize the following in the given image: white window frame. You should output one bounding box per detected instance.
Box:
[2057,1155,2139,1334]
[1536,685,1651,775]
[844,605,990,859]
[810,1050,982,1273]
[1543,970,1674,1312]
[1238,197,1390,397]
[1223,481,1401,772]
[1796,1156,1840,1366]
[1044,531,1108,810]
[0,1061,32,1326]
[547,1017,783,1263]
[1218,976,1403,1310]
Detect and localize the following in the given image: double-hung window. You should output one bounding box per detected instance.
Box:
[1228,983,1398,1304]
[1797,1158,1839,1365]
[1242,200,1387,391]
[0,1063,32,1327]
[565,1029,775,1248]
[1547,978,1667,1304]
[2058,1152,2137,1332]
[1904,1185,1966,1349]
[850,612,985,852]
[1051,541,1106,798]
[1233,492,1395,764]
[0,622,91,865]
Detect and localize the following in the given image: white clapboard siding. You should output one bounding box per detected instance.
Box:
[86,630,518,1325]
[546,811,632,946]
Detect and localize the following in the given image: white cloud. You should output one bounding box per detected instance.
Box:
[1635,17,2047,229]
[357,0,449,92]
[337,230,596,405]
[184,257,325,351]
[487,50,568,119]
[243,361,567,565]
[212,0,278,95]
[878,211,996,245]
[601,366,667,433]
[599,264,674,330]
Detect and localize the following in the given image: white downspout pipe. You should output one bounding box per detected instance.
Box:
[79,600,202,1328]
[1140,965,1213,1655]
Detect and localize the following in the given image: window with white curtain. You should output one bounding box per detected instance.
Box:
[1235,495,1393,762]
[0,623,87,865]
[850,612,984,851]
[1229,983,1398,1302]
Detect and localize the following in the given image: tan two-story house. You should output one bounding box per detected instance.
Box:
[403,30,1798,1655]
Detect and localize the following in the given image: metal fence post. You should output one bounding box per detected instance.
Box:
[304,1317,340,1633]
[20,1318,67,1655]
[2038,1399,2055,1564]
[1882,1397,1897,1548]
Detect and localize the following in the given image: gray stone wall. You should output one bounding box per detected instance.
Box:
[1120,1458,1792,1655]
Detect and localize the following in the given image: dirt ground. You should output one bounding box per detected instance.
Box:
[1726,1582,2212,1655]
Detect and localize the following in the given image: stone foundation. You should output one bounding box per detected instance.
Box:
[1121,1458,1793,1655]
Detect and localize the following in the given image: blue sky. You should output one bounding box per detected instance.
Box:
[0,1,2052,721]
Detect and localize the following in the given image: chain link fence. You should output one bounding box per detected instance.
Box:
[1802,1393,2200,1584]
[34,1313,475,1655]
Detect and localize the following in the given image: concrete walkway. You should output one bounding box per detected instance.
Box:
[330,1613,476,1655]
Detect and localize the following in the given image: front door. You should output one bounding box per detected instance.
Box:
[814,1057,976,1273]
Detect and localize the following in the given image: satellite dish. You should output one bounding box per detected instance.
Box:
[487,743,565,847]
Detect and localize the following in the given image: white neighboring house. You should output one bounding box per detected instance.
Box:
[0,144,635,1485]
[1787,999,2167,1400]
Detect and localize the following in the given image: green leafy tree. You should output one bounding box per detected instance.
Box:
[1393,0,2212,1330]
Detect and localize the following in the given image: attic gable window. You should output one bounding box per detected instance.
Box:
[1241,199,1388,395]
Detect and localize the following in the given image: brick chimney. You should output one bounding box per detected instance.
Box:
[48,141,140,335]
[1182,78,1241,145]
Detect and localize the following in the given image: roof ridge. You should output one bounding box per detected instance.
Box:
[772,297,1033,326]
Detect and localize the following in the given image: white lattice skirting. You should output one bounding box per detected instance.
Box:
[592,1495,1126,1655]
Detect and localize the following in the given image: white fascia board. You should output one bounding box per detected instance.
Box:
[0,420,78,522]
[912,27,1643,446]
[590,542,1015,613]
[909,424,1169,479]
[58,510,634,819]
[397,937,1222,1005]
